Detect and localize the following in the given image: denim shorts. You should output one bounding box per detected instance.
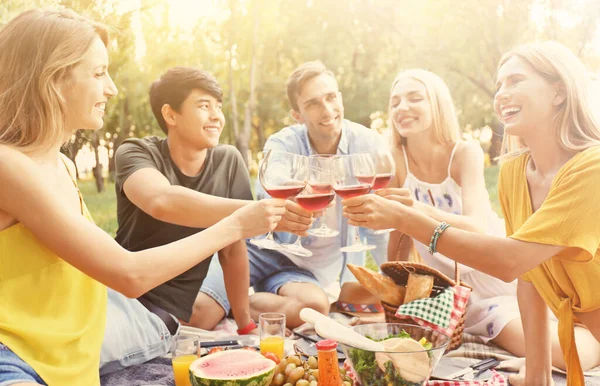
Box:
[200,242,320,313]
[0,343,46,386]
[100,288,177,376]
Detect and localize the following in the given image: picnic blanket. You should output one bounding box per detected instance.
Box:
[445,333,600,385]
[101,318,600,386]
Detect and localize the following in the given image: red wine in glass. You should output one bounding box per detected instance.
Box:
[334,184,372,199]
[265,185,306,199]
[355,175,376,185]
[332,153,376,252]
[309,182,333,194]
[296,192,335,211]
[372,173,394,190]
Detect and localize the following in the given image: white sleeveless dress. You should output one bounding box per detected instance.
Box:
[401,142,519,342]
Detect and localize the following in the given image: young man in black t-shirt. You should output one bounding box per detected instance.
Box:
[100,68,292,374]
[113,67,258,332]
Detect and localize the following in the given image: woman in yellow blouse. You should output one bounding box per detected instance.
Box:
[342,41,600,386]
[0,9,285,386]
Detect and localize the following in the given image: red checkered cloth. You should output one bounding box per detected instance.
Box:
[395,285,471,337]
[343,361,507,386]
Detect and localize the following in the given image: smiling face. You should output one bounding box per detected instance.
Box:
[62,36,118,132]
[389,77,433,139]
[494,56,564,138]
[168,89,225,150]
[292,73,344,145]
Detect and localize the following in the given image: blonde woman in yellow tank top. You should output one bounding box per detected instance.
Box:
[342,41,600,386]
[0,9,286,386]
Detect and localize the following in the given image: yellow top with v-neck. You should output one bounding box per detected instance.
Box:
[0,155,106,385]
[498,146,600,385]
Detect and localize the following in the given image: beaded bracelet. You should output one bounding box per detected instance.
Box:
[428,221,451,254]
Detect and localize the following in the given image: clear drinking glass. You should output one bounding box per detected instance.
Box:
[306,154,339,238]
[259,312,286,360]
[332,153,377,252]
[371,148,397,234]
[249,150,308,252]
[171,335,200,386]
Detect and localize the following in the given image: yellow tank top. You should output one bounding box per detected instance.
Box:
[499,147,600,386]
[0,156,107,385]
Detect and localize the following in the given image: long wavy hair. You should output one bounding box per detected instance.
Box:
[498,41,600,159]
[0,8,109,154]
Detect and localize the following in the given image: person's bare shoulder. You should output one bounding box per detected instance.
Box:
[449,141,485,186]
[58,152,77,180]
[390,145,407,188]
[0,145,39,209]
[454,141,484,163]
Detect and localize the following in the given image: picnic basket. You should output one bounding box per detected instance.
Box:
[380,251,471,352]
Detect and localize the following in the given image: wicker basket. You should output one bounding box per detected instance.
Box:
[380,260,470,352]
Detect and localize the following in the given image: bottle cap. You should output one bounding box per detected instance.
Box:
[316,339,338,351]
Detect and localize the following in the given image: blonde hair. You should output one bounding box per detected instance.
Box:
[0,8,109,154]
[498,41,600,159]
[389,69,460,147]
[286,61,336,111]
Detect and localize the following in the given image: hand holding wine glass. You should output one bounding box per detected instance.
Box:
[370,148,396,234]
[332,153,377,252]
[250,150,308,251]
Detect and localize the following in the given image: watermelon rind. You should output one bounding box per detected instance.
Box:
[190,349,276,386]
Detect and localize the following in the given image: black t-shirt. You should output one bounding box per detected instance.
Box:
[114,136,252,321]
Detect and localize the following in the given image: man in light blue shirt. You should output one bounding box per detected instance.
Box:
[200,61,388,328]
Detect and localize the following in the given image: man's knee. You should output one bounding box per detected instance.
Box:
[280,283,329,315]
[186,292,226,330]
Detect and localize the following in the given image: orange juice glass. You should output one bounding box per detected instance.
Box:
[259,313,286,360]
[171,335,200,386]
[259,336,285,360]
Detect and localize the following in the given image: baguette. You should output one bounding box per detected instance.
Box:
[347,264,406,306]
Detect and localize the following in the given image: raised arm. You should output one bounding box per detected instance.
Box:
[342,196,563,282]
[118,143,250,229]
[0,146,284,299]
[123,169,249,228]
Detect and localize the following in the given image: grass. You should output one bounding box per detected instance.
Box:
[81,165,502,241]
[79,179,118,237]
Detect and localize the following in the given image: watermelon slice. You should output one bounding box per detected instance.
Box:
[190,349,276,386]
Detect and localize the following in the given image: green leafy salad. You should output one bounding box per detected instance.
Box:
[347,330,433,386]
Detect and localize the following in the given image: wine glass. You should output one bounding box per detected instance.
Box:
[332,153,377,252]
[371,148,396,234]
[306,155,339,238]
[249,150,308,251]
[282,162,338,256]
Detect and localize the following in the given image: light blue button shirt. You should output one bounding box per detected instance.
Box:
[255,119,389,284]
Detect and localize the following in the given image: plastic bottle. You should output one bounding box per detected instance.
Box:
[315,339,342,386]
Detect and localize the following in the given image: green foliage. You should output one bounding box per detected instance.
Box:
[4,0,599,165]
[79,179,118,236]
[484,165,501,216]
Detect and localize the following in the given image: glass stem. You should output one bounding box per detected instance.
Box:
[351,225,363,246]
[265,231,275,241]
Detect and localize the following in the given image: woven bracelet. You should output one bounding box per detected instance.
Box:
[428,221,451,254]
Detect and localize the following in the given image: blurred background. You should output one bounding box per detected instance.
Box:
[2,0,600,234]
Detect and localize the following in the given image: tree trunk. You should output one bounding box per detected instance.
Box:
[62,130,83,180]
[109,93,130,182]
[239,0,260,167]
[92,131,105,192]
[227,0,241,147]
